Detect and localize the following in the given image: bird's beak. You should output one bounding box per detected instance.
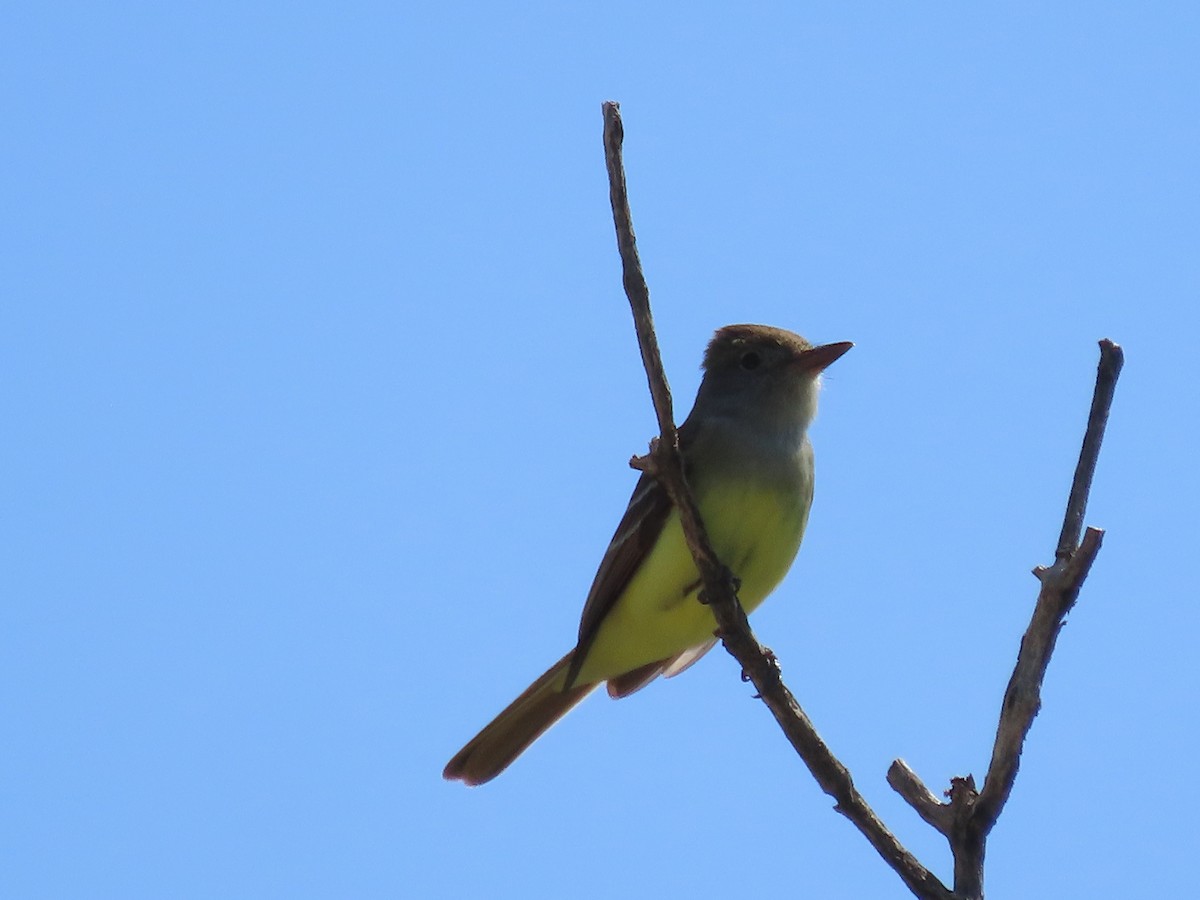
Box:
[794,341,853,372]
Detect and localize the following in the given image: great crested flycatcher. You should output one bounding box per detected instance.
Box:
[444,324,852,785]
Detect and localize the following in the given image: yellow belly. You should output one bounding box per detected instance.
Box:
[574,477,810,684]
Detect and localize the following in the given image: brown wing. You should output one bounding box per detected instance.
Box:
[563,468,673,689]
[604,637,719,699]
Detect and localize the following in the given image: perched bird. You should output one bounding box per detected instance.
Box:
[444,324,852,785]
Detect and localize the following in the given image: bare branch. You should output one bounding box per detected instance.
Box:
[886,342,1122,898]
[601,100,952,900]
[601,103,1122,900]
[941,341,1124,898]
[1057,340,1125,559]
[974,528,1105,829]
[976,342,1122,831]
[888,760,952,836]
[602,103,678,447]
[601,101,736,610]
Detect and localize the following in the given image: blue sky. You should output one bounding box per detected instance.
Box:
[4,3,1197,897]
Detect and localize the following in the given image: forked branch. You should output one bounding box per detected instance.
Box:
[888,340,1123,898]
[599,100,1121,900]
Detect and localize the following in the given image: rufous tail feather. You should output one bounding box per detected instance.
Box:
[443,651,595,786]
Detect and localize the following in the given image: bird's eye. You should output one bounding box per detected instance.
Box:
[740,351,761,370]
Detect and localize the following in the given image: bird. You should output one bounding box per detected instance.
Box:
[444,324,852,785]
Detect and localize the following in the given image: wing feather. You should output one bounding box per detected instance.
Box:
[564,470,673,687]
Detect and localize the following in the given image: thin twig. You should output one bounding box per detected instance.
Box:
[601,99,953,900]
[1057,340,1125,559]
[978,340,1123,831]
[602,105,677,445]
[888,760,952,835]
[888,341,1123,899]
[601,101,734,609]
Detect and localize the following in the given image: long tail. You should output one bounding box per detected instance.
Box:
[443,651,595,786]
